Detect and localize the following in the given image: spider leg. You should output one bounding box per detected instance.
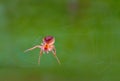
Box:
[38,50,43,64]
[52,47,61,64]
[24,45,40,53]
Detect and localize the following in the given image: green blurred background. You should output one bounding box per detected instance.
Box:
[0,0,120,81]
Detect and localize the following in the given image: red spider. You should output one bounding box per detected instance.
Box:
[24,36,61,64]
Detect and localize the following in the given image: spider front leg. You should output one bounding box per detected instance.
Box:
[52,47,61,64]
[38,50,43,64]
[24,45,40,53]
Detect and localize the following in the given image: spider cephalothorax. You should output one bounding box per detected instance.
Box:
[24,36,60,64]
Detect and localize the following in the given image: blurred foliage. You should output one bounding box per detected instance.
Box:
[0,0,120,81]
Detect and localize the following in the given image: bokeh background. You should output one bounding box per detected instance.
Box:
[0,0,120,81]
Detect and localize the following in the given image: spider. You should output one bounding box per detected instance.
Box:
[24,36,61,65]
